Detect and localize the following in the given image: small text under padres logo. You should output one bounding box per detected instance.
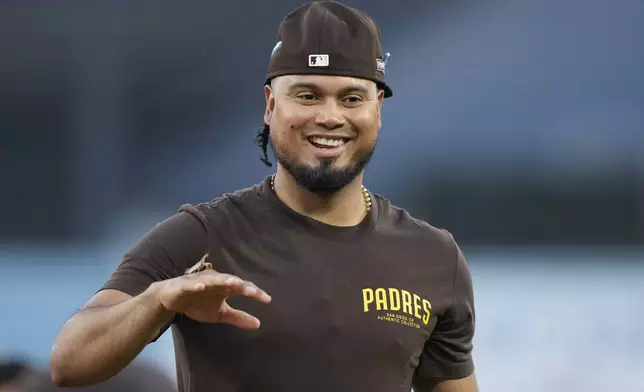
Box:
[362,288,432,329]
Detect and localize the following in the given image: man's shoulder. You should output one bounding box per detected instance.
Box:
[372,193,455,246]
[177,181,266,225]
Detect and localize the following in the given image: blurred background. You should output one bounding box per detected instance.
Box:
[1,0,643,391]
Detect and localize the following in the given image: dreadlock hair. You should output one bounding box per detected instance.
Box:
[254,124,272,167]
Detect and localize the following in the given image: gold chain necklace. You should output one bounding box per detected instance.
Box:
[270,175,372,212]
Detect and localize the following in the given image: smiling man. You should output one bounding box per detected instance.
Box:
[50,2,477,392]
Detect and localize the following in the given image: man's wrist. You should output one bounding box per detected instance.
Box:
[143,281,175,319]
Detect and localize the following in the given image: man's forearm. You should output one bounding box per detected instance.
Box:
[50,283,173,387]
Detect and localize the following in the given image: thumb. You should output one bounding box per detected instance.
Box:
[218,303,261,330]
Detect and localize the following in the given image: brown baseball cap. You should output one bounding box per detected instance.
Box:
[265,1,393,98]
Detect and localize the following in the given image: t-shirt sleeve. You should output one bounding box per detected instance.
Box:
[100,210,209,297]
[413,232,476,385]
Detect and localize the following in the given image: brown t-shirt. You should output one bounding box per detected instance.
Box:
[101,177,475,392]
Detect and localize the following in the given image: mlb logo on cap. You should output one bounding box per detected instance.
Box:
[308,54,329,67]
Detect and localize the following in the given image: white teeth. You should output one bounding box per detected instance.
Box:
[309,137,346,147]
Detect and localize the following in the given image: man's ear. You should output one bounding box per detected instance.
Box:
[376,89,385,128]
[264,84,275,125]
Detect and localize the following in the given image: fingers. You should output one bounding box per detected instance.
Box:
[181,272,272,304]
[218,303,262,330]
[236,281,272,304]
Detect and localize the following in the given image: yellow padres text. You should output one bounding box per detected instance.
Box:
[362,288,432,325]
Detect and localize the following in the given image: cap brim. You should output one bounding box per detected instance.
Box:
[378,82,393,98]
[265,75,393,98]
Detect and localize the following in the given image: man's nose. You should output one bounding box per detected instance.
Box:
[314,100,346,130]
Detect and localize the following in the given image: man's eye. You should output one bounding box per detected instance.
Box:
[297,94,317,101]
[343,96,362,104]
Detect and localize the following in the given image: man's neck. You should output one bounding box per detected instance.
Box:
[272,166,368,227]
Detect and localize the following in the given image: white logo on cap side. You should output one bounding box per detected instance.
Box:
[271,41,282,57]
[377,52,391,74]
[376,59,385,73]
[308,54,329,67]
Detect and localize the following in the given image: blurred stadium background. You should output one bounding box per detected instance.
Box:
[1,0,643,391]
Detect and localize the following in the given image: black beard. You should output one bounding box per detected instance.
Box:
[271,141,376,195]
